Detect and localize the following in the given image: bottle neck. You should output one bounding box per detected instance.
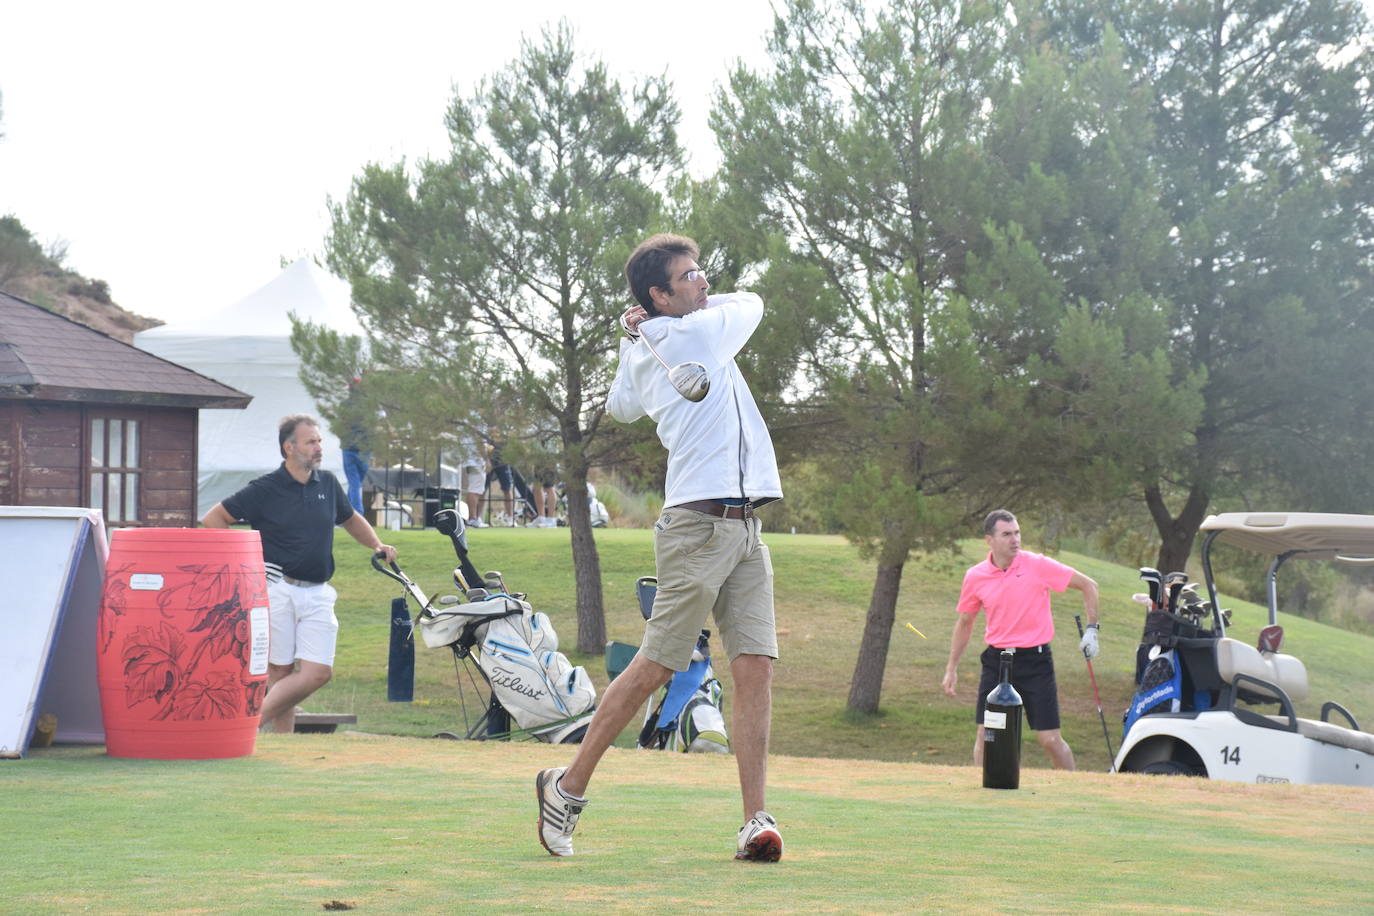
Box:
[998,650,1014,682]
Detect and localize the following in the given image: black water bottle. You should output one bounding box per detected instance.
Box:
[982,649,1023,789]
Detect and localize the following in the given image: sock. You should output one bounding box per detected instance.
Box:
[555,776,587,804]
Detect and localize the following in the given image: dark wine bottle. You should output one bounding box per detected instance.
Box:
[982,649,1023,789]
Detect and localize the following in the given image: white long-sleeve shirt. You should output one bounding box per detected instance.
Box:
[607,291,783,508]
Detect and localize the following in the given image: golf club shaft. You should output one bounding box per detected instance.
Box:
[1075,614,1116,766]
[638,331,674,373]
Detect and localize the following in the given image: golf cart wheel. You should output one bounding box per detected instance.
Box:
[1140,759,1203,777]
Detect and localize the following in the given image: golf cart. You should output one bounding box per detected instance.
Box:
[1113,512,1374,785]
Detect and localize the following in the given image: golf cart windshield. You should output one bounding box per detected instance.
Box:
[1199,512,1374,630]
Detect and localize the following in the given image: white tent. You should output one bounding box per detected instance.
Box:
[134,258,362,517]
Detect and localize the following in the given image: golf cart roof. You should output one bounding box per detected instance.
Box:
[1199,512,1374,559]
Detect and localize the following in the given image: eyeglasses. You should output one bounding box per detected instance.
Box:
[680,269,708,283]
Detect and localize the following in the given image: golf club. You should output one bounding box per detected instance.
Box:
[640,331,710,402]
[1139,567,1163,610]
[1164,571,1187,614]
[1075,613,1116,768]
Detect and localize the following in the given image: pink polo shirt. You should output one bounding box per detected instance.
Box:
[956,549,1076,648]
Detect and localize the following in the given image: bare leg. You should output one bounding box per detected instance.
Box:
[260,660,332,734]
[973,725,986,766]
[729,653,774,819]
[559,653,673,797]
[1035,728,1076,770]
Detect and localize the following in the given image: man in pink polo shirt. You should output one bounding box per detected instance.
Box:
[941,509,1100,769]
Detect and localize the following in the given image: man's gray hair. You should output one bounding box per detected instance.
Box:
[983,509,1016,536]
[278,414,319,458]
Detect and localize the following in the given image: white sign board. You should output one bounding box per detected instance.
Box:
[0,507,107,758]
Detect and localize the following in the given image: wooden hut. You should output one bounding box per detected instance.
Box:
[1,290,249,527]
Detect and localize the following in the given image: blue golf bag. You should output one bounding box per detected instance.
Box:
[633,576,729,753]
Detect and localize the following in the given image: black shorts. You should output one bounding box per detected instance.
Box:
[975,644,1061,731]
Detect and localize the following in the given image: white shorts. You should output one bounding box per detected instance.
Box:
[460,464,485,495]
[267,578,339,667]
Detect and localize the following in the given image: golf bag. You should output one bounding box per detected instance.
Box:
[418,594,596,744]
[1122,574,1221,741]
[634,576,729,753]
[372,509,596,743]
[638,629,729,753]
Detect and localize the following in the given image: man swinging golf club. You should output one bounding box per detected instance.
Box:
[942,510,1101,770]
[534,233,785,860]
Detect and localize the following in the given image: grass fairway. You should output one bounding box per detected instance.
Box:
[8,525,1374,913]
[6,734,1373,914]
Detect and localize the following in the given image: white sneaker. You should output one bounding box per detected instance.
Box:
[735,811,783,862]
[538,516,557,528]
[536,767,587,856]
[466,517,489,528]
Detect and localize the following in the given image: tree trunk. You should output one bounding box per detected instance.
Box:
[1145,484,1211,576]
[563,460,606,655]
[846,554,906,715]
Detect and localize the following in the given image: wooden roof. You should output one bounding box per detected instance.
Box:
[0,290,251,408]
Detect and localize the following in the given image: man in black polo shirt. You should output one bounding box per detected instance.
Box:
[201,414,397,733]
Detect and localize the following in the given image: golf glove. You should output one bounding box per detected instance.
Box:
[1079,624,1100,660]
[618,309,642,341]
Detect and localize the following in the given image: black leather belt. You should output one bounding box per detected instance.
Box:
[672,499,755,520]
[986,643,1051,655]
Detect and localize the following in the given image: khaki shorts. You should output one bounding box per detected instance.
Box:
[639,507,778,671]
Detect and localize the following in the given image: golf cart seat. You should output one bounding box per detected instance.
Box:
[1214,637,1309,703]
[1213,639,1374,753]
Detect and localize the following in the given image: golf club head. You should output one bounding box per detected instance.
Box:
[668,362,710,402]
[433,508,461,537]
[1139,567,1162,607]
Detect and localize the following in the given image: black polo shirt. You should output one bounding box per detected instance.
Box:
[221,464,354,583]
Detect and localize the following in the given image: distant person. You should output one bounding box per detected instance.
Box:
[338,375,370,515]
[534,233,785,861]
[530,469,558,528]
[456,434,487,528]
[201,414,397,733]
[941,509,1100,770]
[529,438,560,528]
[475,439,517,526]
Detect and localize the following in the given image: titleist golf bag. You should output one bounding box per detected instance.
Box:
[372,508,595,743]
[417,593,596,744]
[634,576,729,753]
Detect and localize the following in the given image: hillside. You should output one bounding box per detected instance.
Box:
[0,215,160,342]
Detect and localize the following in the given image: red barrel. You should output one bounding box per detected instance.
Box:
[98,528,270,759]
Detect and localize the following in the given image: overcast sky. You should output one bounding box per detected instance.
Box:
[0,0,778,325]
